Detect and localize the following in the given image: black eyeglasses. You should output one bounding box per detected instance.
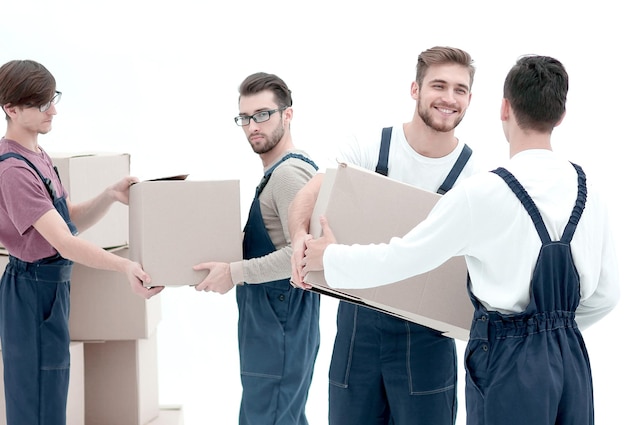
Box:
[39,91,62,112]
[234,106,287,126]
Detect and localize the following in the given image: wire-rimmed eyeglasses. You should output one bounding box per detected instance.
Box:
[38,91,62,112]
[234,106,287,126]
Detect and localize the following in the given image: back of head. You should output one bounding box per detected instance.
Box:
[0,60,56,119]
[416,46,476,88]
[503,55,568,133]
[238,72,293,108]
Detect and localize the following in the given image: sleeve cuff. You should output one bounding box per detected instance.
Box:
[230,261,245,286]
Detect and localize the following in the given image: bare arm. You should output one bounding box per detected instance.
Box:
[287,173,324,287]
[67,176,137,232]
[34,209,163,299]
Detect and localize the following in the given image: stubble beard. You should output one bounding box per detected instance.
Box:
[418,97,465,133]
[249,123,285,155]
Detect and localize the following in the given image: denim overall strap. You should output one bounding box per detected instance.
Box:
[0,152,78,236]
[373,127,473,195]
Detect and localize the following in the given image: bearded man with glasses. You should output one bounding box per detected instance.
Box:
[0,59,163,425]
[193,72,320,425]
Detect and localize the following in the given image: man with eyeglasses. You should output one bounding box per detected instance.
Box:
[288,46,478,425]
[193,72,320,425]
[0,59,163,425]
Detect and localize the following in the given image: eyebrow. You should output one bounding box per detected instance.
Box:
[238,107,276,116]
[429,79,470,91]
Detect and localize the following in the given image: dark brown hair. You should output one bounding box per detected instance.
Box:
[238,72,293,108]
[503,55,568,133]
[0,60,56,119]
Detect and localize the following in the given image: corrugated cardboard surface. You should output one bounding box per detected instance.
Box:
[129,179,242,287]
[0,341,85,425]
[84,334,159,425]
[304,163,474,341]
[51,152,130,249]
[69,246,161,340]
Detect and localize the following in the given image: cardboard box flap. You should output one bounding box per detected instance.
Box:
[146,174,189,182]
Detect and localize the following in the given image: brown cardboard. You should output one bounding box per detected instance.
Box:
[67,342,86,425]
[129,179,242,286]
[0,341,85,425]
[304,163,474,341]
[51,152,131,249]
[84,334,159,425]
[69,246,161,340]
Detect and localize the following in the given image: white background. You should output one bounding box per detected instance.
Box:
[1,1,624,424]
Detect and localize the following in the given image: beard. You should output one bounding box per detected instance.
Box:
[248,122,285,154]
[418,98,465,133]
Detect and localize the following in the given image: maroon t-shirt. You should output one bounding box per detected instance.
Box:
[0,138,68,262]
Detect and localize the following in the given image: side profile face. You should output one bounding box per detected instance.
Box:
[413,63,472,133]
[4,99,58,136]
[238,90,292,155]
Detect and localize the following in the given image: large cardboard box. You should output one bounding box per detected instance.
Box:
[51,152,131,249]
[129,179,242,287]
[69,247,161,341]
[84,334,159,425]
[304,163,474,340]
[0,341,85,425]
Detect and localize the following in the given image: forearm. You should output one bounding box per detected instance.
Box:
[68,189,116,232]
[35,209,129,273]
[241,246,293,284]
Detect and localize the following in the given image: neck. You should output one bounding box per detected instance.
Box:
[403,119,458,158]
[260,137,295,168]
[4,127,40,152]
[508,128,553,157]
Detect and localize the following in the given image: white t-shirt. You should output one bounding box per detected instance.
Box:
[335,124,480,191]
[323,149,620,330]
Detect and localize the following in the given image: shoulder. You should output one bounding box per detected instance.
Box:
[275,151,318,175]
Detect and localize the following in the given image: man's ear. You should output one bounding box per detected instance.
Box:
[410,81,420,100]
[500,98,510,122]
[2,103,16,118]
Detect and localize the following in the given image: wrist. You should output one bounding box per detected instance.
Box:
[230,261,244,286]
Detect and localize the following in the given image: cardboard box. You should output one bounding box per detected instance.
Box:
[0,341,85,425]
[304,163,474,341]
[0,252,7,273]
[67,342,86,425]
[69,246,161,341]
[84,334,159,425]
[51,152,131,249]
[129,179,242,286]
[147,406,185,425]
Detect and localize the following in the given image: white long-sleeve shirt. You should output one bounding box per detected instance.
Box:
[323,149,620,330]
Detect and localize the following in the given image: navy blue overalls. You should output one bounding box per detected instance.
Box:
[236,153,320,425]
[329,127,473,425]
[465,164,592,425]
[0,153,77,425]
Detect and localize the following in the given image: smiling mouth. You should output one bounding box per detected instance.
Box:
[436,106,457,115]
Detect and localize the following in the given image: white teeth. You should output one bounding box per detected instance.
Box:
[439,108,454,114]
